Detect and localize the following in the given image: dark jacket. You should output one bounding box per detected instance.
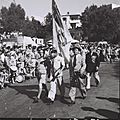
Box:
[86,52,100,73]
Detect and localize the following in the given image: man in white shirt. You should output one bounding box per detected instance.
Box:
[47,48,65,104]
[69,44,87,104]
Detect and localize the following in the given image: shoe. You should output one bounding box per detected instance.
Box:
[82,96,86,99]
[70,99,75,104]
[12,81,15,84]
[34,97,39,103]
[1,84,4,89]
[46,98,54,105]
[96,80,100,87]
[86,87,90,90]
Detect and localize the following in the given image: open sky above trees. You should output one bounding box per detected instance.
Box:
[0,1,120,44]
[0,0,120,22]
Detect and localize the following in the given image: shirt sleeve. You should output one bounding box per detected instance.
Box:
[81,56,86,72]
[61,57,65,71]
[74,54,81,71]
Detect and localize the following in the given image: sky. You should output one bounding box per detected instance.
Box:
[0,0,120,22]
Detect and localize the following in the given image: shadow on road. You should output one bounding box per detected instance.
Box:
[81,107,119,119]
[9,85,38,100]
[9,85,50,104]
[55,95,71,105]
[96,96,120,104]
[8,84,71,105]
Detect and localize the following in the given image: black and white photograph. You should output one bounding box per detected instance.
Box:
[0,0,120,119]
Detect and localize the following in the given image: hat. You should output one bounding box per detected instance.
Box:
[10,66,17,71]
[42,46,49,50]
[92,52,98,57]
[17,61,22,65]
[97,47,101,50]
[17,45,22,48]
[28,44,32,48]
[10,51,15,56]
[48,44,53,47]
[69,44,74,50]
[51,48,57,53]
[40,58,45,63]
[6,46,11,49]
[32,46,36,49]
[88,45,93,51]
[3,42,6,46]
[26,51,30,56]
[20,48,25,51]
[74,44,81,51]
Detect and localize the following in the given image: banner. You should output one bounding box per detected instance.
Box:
[52,0,74,63]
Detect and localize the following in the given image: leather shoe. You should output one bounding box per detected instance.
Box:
[46,98,54,105]
[34,97,39,103]
[96,80,100,87]
[82,96,86,99]
[70,99,75,104]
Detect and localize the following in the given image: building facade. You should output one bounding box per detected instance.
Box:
[62,12,81,29]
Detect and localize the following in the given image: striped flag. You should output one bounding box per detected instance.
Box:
[52,0,73,63]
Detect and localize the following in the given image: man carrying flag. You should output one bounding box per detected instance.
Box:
[46,48,65,104]
[46,0,75,104]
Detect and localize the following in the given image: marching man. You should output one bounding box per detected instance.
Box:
[47,48,65,104]
[34,47,48,103]
[69,44,87,104]
[86,45,101,90]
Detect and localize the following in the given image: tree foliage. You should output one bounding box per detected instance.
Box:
[22,17,45,38]
[80,4,120,43]
[0,3,25,34]
[44,12,53,39]
[0,3,53,40]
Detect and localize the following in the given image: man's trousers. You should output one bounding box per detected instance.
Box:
[48,76,65,101]
[69,77,87,102]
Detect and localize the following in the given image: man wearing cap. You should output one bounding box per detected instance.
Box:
[86,45,100,90]
[47,48,65,104]
[69,44,87,104]
[34,49,48,102]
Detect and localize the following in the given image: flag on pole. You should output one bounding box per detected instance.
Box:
[52,0,74,63]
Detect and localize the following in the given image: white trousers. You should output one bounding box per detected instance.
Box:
[86,71,100,89]
[69,87,76,102]
[37,74,47,99]
[48,76,63,101]
[69,78,87,102]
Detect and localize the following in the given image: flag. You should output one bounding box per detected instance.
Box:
[52,0,64,29]
[52,0,74,63]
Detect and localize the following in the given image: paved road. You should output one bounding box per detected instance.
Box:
[0,62,119,119]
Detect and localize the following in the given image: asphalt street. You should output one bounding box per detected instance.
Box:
[0,61,119,119]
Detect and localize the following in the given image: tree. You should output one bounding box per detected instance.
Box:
[22,16,45,38]
[0,2,25,34]
[80,4,120,43]
[44,12,53,39]
[22,17,36,37]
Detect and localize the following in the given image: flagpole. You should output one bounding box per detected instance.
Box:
[52,0,54,46]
